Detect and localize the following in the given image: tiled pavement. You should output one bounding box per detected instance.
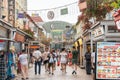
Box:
[15,64,92,80]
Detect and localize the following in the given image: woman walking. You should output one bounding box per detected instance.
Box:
[60,48,68,73]
[48,50,55,75]
[18,50,28,80]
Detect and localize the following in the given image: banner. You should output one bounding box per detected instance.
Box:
[17,13,25,18]
[113,9,120,29]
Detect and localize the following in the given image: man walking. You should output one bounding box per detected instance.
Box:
[85,50,91,75]
[72,46,78,75]
[91,51,96,80]
[33,48,42,75]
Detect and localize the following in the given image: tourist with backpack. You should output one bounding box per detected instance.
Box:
[85,50,91,75]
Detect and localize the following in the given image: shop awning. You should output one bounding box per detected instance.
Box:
[78,38,82,45]
[74,41,78,47]
[0,38,15,41]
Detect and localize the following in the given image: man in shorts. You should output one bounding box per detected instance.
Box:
[72,46,78,75]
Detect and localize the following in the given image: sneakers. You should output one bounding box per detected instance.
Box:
[72,71,77,75]
[52,73,54,75]
[26,77,29,79]
[21,78,25,80]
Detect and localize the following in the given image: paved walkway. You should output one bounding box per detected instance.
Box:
[15,65,92,80]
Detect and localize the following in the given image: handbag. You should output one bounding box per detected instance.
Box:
[57,61,60,66]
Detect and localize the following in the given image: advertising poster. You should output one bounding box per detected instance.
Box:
[96,42,120,80]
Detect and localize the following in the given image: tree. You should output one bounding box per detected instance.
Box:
[40,34,52,46]
[78,0,117,31]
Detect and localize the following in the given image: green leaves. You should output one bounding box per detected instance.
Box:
[110,0,120,9]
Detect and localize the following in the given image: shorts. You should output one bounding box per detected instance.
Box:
[93,63,96,73]
[48,63,54,68]
[72,59,77,65]
[44,60,48,64]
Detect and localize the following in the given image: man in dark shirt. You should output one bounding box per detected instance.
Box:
[85,51,91,75]
[72,46,78,75]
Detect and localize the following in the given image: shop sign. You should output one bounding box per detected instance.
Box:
[84,34,90,41]
[14,33,25,42]
[0,26,7,38]
[113,9,120,29]
[93,26,104,37]
[47,11,54,20]
[8,0,15,26]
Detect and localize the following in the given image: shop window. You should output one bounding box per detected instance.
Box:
[108,26,120,33]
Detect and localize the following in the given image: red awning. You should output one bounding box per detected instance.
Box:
[0,40,4,42]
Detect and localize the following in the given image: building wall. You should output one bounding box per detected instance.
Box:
[75,21,84,40]
[15,0,27,29]
[2,0,8,21]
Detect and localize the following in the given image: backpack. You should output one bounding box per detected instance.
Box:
[85,53,91,60]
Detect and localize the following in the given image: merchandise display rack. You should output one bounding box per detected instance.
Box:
[0,56,7,80]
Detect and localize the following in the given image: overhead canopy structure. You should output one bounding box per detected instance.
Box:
[42,21,73,33]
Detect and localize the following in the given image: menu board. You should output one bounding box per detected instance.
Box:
[96,42,120,80]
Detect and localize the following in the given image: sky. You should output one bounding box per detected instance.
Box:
[27,0,80,24]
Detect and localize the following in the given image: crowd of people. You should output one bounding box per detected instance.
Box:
[0,46,79,80]
[0,46,96,80]
[30,46,79,77]
[19,46,79,80]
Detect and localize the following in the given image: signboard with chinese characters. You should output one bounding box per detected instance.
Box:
[15,33,25,42]
[113,9,120,29]
[96,42,120,80]
[8,0,15,26]
[93,26,104,37]
[0,26,7,38]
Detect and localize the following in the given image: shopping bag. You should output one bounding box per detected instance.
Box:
[68,61,72,66]
[57,61,60,66]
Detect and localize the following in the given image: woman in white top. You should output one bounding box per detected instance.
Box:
[60,48,67,73]
[18,50,28,80]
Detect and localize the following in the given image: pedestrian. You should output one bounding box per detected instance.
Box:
[71,46,79,75]
[7,46,16,79]
[33,48,42,75]
[48,50,55,75]
[68,50,72,66]
[91,50,96,80]
[18,50,28,80]
[56,49,60,66]
[53,49,57,70]
[85,50,91,75]
[42,47,50,72]
[60,48,67,73]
